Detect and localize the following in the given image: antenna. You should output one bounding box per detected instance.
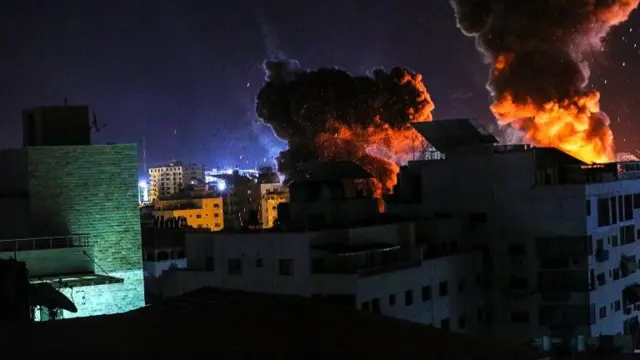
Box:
[142,133,147,175]
[90,114,107,132]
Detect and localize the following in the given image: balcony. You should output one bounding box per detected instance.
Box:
[0,235,90,253]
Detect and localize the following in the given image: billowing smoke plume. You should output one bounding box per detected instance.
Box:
[451,0,640,163]
[256,59,434,197]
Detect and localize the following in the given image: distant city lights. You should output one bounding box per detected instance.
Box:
[217,180,227,191]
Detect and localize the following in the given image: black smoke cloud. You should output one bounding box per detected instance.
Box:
[450,0,638,161]
[255,59,433,188]
[450,0,637,105]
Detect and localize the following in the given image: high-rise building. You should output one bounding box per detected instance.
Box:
[148,162,205,202]
[389,118,640,344]
[0,105,145,320]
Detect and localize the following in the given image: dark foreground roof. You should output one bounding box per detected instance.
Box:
[2,288,541,359]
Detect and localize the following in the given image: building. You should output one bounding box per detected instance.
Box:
[148,161,205,202]
[153,194,224,231]
[141,227,187,303]
[158,162,485,333]
[2,288,541,360]
[387,118,640,344]
[258,183,288,228]
[0,105,144,320]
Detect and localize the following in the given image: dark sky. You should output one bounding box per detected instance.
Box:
[1,0,639,173]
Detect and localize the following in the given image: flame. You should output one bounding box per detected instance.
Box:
[490,58,615,164]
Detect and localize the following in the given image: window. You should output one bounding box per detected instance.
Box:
[611,197,618,224]
[256,258,264,268]
[371,298,381,314]
[439,281,449,296]
[599,306,607,319]
[228,259,242,274]
[196,214,202,219]
[597,198,611,227]
[457,279,465,293]
[615,300,622,312]
[361,301,370,311]
[279,259,294,275]
[214,203,220,208]
[624,194,633,220]
[613,268,620,280]
[404,290,413,306]
[586,200,591,216]
[421,286,432,301]
[458,313,467,329]
[205,257,214,271]
[612,235,619,247]
[389,294,396,306]
[635,193,640,209]
[510,311,530,323]
[440,318,450,331]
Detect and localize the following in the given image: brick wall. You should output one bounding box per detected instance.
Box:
[26,144,142,272]
[25,144,144,314]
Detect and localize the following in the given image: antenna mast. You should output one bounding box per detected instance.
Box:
[142,133,148,175]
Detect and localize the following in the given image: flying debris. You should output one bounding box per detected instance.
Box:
[451,0,640,163]
[255,59,435,202]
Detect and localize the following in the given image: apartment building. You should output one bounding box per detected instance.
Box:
[158,162,485,332]
[0,105,144,320]
[388,118,640,343]
[153,195,224,231]
[149,162,205,202]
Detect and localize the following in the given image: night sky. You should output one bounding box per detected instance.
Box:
[2,0,639,173]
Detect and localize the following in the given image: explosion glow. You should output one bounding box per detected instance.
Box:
[451,0,640,164]
[256,59,435,204]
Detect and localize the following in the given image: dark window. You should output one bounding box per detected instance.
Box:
[590,304,596,325]
[634,194,640,209]
[586,200,591,216]
[615,300,622,312]
[439,281,449,296]
[598,198,610,227]
[511,311,530,323]
[421,286,432,301]
[458,313,467,329]
[613,268,620,280]
[458,279,465,293]
[228,259,242,274]
[599,306,607,319]
[440,318,450,331]
[205,257,214,271]
[371,298,381,314]
[256,258,264,268]
[279,259,294,275]
[361,301,370,311]
[389,294,396,306]
[612,235,619,247]
[611,197,618,224]
[618,195,624,223]
[625,195,633,220]
[405,290,413,306]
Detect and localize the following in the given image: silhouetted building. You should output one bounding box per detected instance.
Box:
[22,105,91,147]
[0,105,144,320]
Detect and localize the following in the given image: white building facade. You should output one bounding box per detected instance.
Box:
[388,119,640,344]
[159,222,485,332]
[149,161,205,202]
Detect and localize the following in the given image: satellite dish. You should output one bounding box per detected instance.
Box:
[30,283,78,313]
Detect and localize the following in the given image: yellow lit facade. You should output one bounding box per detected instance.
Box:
[153,197,224,231]
[260,188,289,229]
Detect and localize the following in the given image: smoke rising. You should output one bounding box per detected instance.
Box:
[255,59,434,195]
[451,0,640,163]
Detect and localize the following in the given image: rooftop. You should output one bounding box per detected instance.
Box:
[3,287,541,359]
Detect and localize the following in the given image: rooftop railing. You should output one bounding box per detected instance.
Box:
[0,235,90,253]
